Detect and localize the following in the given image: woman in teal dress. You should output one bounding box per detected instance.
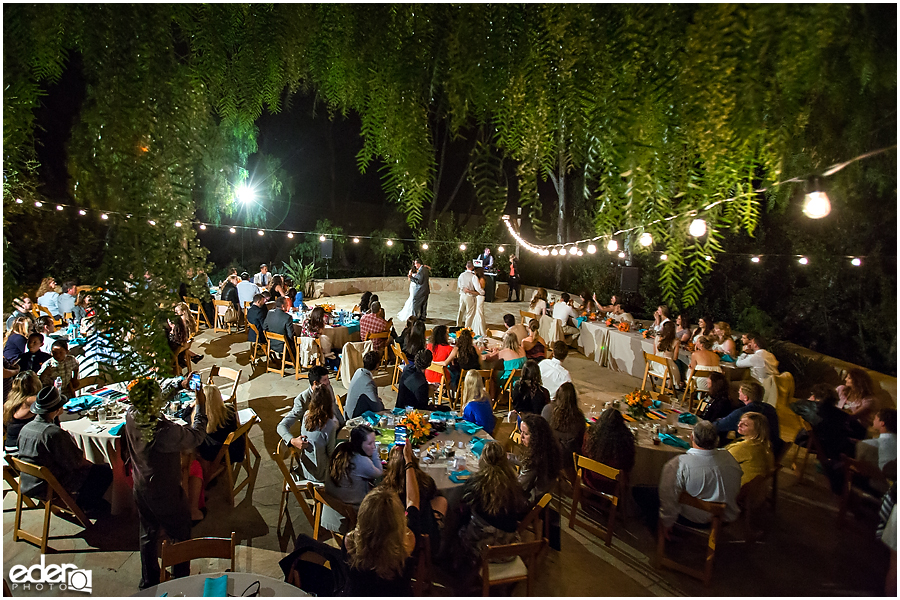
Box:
[487,331,526,391]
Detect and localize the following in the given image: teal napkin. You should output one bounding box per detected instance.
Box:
[659,433,690,449]
[361,411,380,425]
[430,411,453,421]
[392,407,407,416]
[108,422,126,436]
[576,316,588,328]
[202,574,227,597]
[651,400,663,409]
[64,395,104,411]
[678,413,698,425]
[455,421,482,435]
[720,353,736,363]
[449,469,471,484]
[469,436,487,457]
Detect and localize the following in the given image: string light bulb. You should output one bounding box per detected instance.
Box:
[577,250,583,256]
[751,256,760,263]
[287,232,294,239]
[541,249,550,256]
[148,220,156,226]
[199,224,206,230]
[802,191,831,219]
[101,213,109,220]
[34,201,43,208]
[257,230,264,236]
[798,256,809,265]
[175,221,182,227]
[607,239,618,252]
[689,218,707,237]
[386,239,393,246]
[459,244,467,251]
[498,246,504,253]
[587,244,596,254]
[851,257,862,266]
[15,198,23,204]
[319,235,326,241]
[568,247,578,255]
[353,237,359,243]
[229,227,236,233]
[56,205,64,211]
[639,232,653,247]
[422,243,429,250]
[618,251,626,258]
[551,249,559,256]
[78,209,86,215]
[660,254,668,261]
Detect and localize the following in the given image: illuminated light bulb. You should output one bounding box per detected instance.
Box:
[257,230,264,236]
[78,209,86,215]
[229,227,236,233]
[101,213,109,220]
[319,235,326,241]
[568,247,578,255]
[459,244,467,251]
[199,224,206,230]
[34,201,43,208]
[498,246,504,253]
[751,256,760,263]
[551,249,559,256]
[577,250,584,256]
[541,249,550,256]
[386,239,393,246]
[660,254,668,261]
[236,184,254,204]
[56,205,64,211]
[618,251,626,258]
[607,239,618,252]
[422,243,429,250]
[148,220,156,226]
[798,257,808,265]
[851,257,862,267]
[689,218,707,237]
[587,244,597,254]
[287,232,294,239]
[353,237,359,243]
[802,191,831,219]
[639,232,653,247]
[175,221,182,227]
[15,198,23,204]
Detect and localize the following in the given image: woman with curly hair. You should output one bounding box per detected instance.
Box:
[511,359,550,415]
[299,385,340,483]
[324,424,383,533]
[343,443,420,596]
[444,328,481,392]
[3,370,42,452]
[460,441,530,562]
[837,368,879,428]
[712,321,737,360]
[540,382,585,470]
[582,408,635,494]
[517,414,563,502]
[381,445,448,558]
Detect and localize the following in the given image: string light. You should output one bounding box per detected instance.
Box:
[751,256,760,263]
[15,198,23,204]
[257,230,264,236]
[551,249,559,256]
[199,224,206,230]
[689,219,707,237]
[56,205,64,211]
[607,240,618,252]
[459,243,467,251]
[660,254,668,261]
[587,244,596,254]
[618,251,626,258]
[287,232,294,239]
[175,221,182,227]
[798,257,809,265]
[422,243,429,250]
[386,239,393,246]
[568,246,578,255]
[498,246,504,253]
[101,213,109,220]
[803,191,831,219]
[34,201,43,208]
[78,209,86,215]
[229,227,236,233]
[352,237,359,243]
[148,220,156,226]
[319,235,326,241]
[851,257,862,266]
[639,232,653,247]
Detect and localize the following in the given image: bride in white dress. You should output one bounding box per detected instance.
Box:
[397,266,417,322]
[471,268,487,337]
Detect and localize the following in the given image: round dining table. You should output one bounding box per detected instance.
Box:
[133,572,307,597]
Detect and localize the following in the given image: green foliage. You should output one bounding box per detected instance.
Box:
[281,256,318,299]
[289,219,345,267]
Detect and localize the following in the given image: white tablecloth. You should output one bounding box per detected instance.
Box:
[605,329,656,377]
[62,416,132,515]
[578,321,611,363]
[134,572,307,597]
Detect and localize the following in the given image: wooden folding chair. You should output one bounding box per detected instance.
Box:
[213,300,237,334]
[3,458,37,509]
[641,351,676,399]
[206,365,241,411]
[294,337,323,380]
[519,310,538,325]
[427,363,452,407]
[363,331,391,368]
[266,334,296,377]
[184,296,211,330]
[247,323,267,364]
[160,532,236,582]
[203,413,261,507]
[243,301,251,320]
[308,483,358,545]
[457,369,494,410]
[424,329,433,340]
[480,539,547,596]
[495,368,521,413]
[655,492,726,587]
[335,394,347,422]
[273,440,317,536]
[63,311,74,323]
[838,455,893,522]
[735,474,768,541]
[568,453,626,547]
[518,492,553,543]
[35,305,62,328]
[10,457,93,554]
[172,341,193,378]
[391,342,408,392]
[680,365,722,411]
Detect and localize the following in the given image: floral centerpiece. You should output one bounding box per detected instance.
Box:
[617,322,631,332]
[605,317,615,327]
[624,389,653,419]
[319,302,336,313]
[641,329,654,339]
[398,411,433,445]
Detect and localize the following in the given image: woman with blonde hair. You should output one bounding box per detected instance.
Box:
[35,277,61,316]
[3,371,42,452]
[689,335,721,391]
[461,370,495,434]
[343,442,420,595]
[195,385,242,473]
[3,316,32,364]
[726,411,774,487]
[712,321,737,359]
[486,330,526,390]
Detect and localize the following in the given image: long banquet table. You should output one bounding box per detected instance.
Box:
[579,321,656,377]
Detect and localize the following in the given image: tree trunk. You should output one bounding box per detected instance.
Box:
[551,148,566,290]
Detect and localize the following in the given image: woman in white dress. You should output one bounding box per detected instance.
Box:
[397,265,417,322]
[471,267,487,337]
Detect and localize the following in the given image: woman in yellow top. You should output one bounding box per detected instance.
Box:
[727,411,774,487]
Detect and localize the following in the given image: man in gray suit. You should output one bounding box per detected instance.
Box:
[262,296,294,354]
[409,258,430,321]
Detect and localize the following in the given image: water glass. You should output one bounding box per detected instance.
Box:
[98,407,107,424]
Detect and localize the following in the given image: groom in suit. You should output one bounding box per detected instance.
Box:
[409,258,430,321]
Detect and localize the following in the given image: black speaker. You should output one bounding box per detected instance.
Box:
[320,239,333,259]
[620,267,640,293]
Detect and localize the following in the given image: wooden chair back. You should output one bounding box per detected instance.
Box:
[793,418,825,484]
[273,440,317,535]
[481,539,547,596]
[10,457,92,554]
[457,369,494,410]
[363,331,391,367]
[568,453,625,546]
[735,474,768,541]
[336,394,347,421]
[518,492,553,539]
[308,483,358,543]
[3,460,37,509]
[391,343,408,392]
[266,333,296,377]
[519,310,538,324]
[680,365,721,411]
[204,413,261,507]
[247,323,267,363]
[160,532,236,582]
[172,341,193,378]
[36,305,62,328]
[655,491,726,586]
[213,300,235,333]
[424,329,433,340]
[184,296,211,330]
[838,455,892,522]
[206,365,242,411]
[427,363,452,407]
[496,367,522,412]
[641,351,676,398]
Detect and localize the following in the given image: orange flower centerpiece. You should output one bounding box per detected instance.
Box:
[617,321,631,332]
[398,411,433,446]
[605,317,615,327]
[641,329,654,339]
[589,312,597,321]
[319,302,336,313]
[624,389,654,419]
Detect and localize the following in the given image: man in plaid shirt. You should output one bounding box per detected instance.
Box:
[359,301,391,352]
[37,339,80,399]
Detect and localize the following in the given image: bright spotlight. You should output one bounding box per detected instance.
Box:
[689,219,707,237]
[236,184,255,204]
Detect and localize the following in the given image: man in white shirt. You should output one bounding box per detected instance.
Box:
[609,303,634,323]
[539,342,572,401]
[658,420,742,534]
[236,272,260,308]
[56,281,77,318]
[253,264,272,287]
[456,261,476,327]
[735,332,779,384]
[551,293,580,345]
[857,408,897,472]
[651,305,671,333]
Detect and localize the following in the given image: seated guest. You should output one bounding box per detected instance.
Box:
[726,412,774,487]
[323,425,384,533]
[551,292,580,344]
[424,325,453,385]
[180,451,206,525]
[236,272,260,308]
[735,332,779,385]
[691,315,714,345]
[516,413,563,502]
[263,297,295,354]
[837,368,879,429]
[360,301,392,353]
[486,331,526,391]
[503,313,528,345]
[511,360,550,415]
[299,386,341,483]
[18,386,113,515]
[342,443,420,596]
[715,382,783,457]
[608,302,634,323]
[675,314,692,343]
[689,335,721,391]
[358,291,373,313]
[19,333,51,374]
[345,351,386,419]
[650,304,671,333]
[6,296,35,332]
[221,274,242,313]
[401,320,427,362]
[173,302,203,364]
[697,372,734,422]
[246,294,268,343]
[35,316,57,354]
[368,294,380,312]
[522,319,548,362]
[857,408,898,472]
[711,321,737,360]
[300,305,335,357]
[653,321,682,388]
[396,349,433,411]
[56,281,77,319]
[794,384,864,458]
[35,277,61,317]
[253,263,271,288]
[540,382,586,467]
[392,315,417,346]
[442,328,481,392]
[460,370,495,435]
[382,446,448,559]
[459,441,530,563]
[582,409,636,494]
[539,341,573,401]
[166,311,191,368]
[577,291,600,315]
[528,287,549,323]
[37,340,79,400]
[278,366,345,448]
[270,275,287,299]
[194,386,243,473]
[3,316,31,364]
[3,371,42,452]
[659,420,742,533]
[594,293,619,314]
